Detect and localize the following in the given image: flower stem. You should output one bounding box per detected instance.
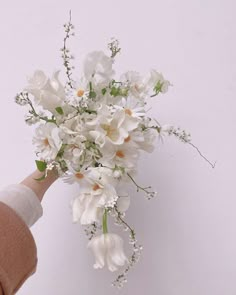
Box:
[102,209,108,234]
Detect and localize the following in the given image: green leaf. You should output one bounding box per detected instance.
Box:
[101,88,107,95]
[35,160,47,172]
[55,106,64,115]
[89,91,96,99]
[154,81,163,94]
[56,144,67,158]
[110,87,120,97]
[34,173,46,181]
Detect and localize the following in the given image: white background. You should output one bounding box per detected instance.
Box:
[0,0,235,294]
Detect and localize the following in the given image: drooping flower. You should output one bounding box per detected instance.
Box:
[33,123,62,161]
[88,233,128,271]
[71,192,104,225]
[71,183,118,225]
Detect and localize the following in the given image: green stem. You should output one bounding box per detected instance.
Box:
[102,209,108,234]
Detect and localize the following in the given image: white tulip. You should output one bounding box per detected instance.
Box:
[88,233,128,272]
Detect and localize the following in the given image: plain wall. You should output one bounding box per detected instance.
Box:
[0,0,235,294]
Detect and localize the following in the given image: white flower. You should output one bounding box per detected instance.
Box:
[83,51,114,83]
[88,233,128,271]
[99,141,139,169]
[120,71,147,98]
[127,128,156,152]
[81,168,119,206]
[33,123,62,161]
[147,69,171,94]
[89,108,140,147]
[66,77,89,105]
[71,192,104,225]
[71,184,118,225]
[113,96,146,119]
[63,166,92,186]
[26,70,66,114]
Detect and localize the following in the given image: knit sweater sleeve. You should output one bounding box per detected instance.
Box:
[0,202,37,295]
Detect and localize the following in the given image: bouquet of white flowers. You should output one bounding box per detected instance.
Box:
[15,13,214,288]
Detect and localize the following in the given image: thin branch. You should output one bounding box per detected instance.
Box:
[188,142,216,169]
[61,10,75,89]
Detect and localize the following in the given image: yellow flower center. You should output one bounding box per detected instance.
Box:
[77,89,85,97]
[125,108,132,116]
[75,172,84,179]
[92,183,101,191]
[101,124,116,139]
[124,135,131,142]
[134,84,140,91]
[116,150,125,158]
[44,138,49,146]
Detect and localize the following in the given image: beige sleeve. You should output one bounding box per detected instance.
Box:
[0,202,37,295]
[0,184,43,228]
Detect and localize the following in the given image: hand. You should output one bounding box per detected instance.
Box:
[20,169,58,202]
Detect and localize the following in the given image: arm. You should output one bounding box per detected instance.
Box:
[0,169,58,294]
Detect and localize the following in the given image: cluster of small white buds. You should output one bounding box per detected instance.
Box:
[167,126,191,143]
[146,190,158,200]
[84,222,100,240]
[108,38,121,59]
[15,92,29,106]
[46,162,56,171]
[112,224,143,288]
[113,169,122,179]
[105,195,119,209]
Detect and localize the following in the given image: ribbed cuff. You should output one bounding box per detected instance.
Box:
[0,184,43,227]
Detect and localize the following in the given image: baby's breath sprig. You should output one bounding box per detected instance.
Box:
[84,222,101,240]
[108,38,121,59]
[61,10,75,89]
[127,173,157,200]
[15,92,56,124]
[112,206,143,288]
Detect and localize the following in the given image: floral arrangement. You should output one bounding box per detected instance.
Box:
[15,13,214,288]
